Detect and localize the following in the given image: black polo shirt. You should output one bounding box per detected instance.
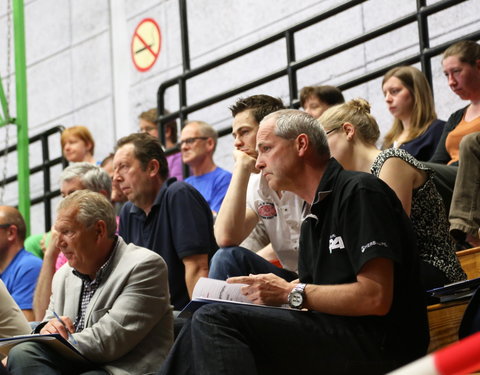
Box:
[299,158,429,362]
[119,178,217,310]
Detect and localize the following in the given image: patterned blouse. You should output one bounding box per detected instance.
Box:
[371,148,466,284]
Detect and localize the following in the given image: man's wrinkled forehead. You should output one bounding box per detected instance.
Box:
[256,119,276,149]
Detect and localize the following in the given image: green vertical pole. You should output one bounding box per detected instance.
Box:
[12,0,30,235]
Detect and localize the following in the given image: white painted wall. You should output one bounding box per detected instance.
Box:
[0,0,479,233]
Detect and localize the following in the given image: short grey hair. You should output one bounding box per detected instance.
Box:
[184,120,218,151]
[60,162,112,197]
[58,190,117,238]
[262,109,330,158]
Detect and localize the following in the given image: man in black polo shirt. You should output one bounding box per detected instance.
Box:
[158,109,429,375]
[113,133,217,310]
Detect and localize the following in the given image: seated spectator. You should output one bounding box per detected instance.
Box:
[113,133,217,310]
[426,40,480,217]
[25,126,99,259]
[100,153,128,210]
[61,125,96,164]
[0,207,42,321]
[382,65,445,161]
[428,40,480,247]
[211,95,302,281]
[180,120,232,215]
[320,98,465,290]
[139,108,184,181]
[449,133,480,247]
[159,109,429,375]
[33,163,112,321]
[299,85,345,118]
[7,191,173,374]
[0,280,30,338]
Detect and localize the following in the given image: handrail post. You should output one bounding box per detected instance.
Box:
[285,30,297,107]
[417,0,433,88]
[12,0,30,235]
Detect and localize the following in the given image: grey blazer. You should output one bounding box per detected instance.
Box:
[45,236,173,375]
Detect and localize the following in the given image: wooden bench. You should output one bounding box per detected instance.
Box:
[428,247,480,353]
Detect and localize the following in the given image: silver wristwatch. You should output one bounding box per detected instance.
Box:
[287,283,307,309]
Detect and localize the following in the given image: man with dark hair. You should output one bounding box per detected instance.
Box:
[159,109,428,375]
[211,95,303,281]
[114,133,217,310]
[300,85,345,118]
[0,206,42,321]
[139,108,183,181]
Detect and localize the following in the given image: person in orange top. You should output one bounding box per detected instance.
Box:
[427,40,480,247]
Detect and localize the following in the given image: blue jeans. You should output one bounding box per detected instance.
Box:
[7,342,108,375]
[208,246,298,281]
[157,303,408,375]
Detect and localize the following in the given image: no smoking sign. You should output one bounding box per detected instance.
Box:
[131,18,162,72]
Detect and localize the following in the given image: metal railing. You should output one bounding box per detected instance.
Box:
[0,125,67,231]
[157,0,480,157]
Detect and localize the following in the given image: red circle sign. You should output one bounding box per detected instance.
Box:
[131,18,162,72]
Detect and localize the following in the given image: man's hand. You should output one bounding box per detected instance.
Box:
[227,273,293,306]
[40,316,75,341]
[233,149,259,174]
[44,228,61,259]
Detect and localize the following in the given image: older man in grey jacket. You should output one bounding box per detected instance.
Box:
[7,190,173,375]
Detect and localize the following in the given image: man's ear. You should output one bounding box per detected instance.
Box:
[94,220,107,241]
[206,137,215,152]
[296,134,309,156]
[6,225,18,242]
[147,159,160,177]
[343,122,356,141]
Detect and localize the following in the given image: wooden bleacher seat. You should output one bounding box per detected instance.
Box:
[428,247,480,353]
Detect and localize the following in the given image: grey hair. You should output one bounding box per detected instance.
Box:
[262,109,330,158]
[184,120,218,151]
[60,162,112,197]
[58,190,117,238]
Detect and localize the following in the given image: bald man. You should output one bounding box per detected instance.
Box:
[0,206,42,321]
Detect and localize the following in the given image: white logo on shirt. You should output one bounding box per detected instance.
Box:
[361,241,388,253]
[329,234,345,253]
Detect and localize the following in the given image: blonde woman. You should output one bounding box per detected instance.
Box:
[320,98,465,290]
[382,66,444,161]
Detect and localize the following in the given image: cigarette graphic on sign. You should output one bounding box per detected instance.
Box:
[131,18,162,72]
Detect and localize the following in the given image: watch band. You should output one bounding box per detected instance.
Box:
[288,283,307,309]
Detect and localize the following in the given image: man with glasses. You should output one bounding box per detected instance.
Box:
[180,121,231,215]
[0,206,42,321]
[114,133,217,310]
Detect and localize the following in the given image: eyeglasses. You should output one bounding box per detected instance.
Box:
[0,223,12,229]
[179,137,208,146]
[326,127,342,135]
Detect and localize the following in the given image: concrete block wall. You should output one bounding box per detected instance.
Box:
[0,0,479,233]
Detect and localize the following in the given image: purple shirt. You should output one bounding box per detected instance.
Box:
[167,152,184,181]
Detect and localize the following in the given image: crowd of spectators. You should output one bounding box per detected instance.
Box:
[1,39,480,374]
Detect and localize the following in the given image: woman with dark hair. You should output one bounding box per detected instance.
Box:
[320,98,466,290]
[382,66,444,161]
[429,40,480,247]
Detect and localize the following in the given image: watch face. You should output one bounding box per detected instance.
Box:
[290,291,303,308]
